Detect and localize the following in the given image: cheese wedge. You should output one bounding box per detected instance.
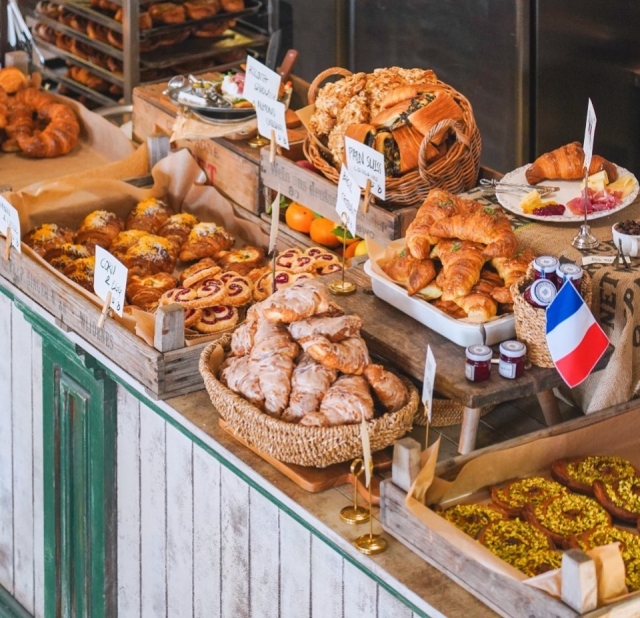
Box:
[607,174,637,198]
[520,190,543,214]
[580,170,609,192]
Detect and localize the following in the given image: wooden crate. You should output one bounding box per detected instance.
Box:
[381,401,640,618]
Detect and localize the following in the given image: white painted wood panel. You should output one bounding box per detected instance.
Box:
[344,559,377,618]
[117,386,142,618]
[377,585,413,618]
[31,331,44,618]
[249,488,280,618]
[279,511,311,618]
[139,402,167,618]
[11,305,34,613]
[193,444,221,618]
[220,465,250,618]
[166,428,194,618]
[311,535,343,618]
[0,293,13,594]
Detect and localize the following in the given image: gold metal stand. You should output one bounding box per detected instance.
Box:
[247,134,269,149]
[340,459,370,525]
[354,459,387,555]
[329,213,356,296]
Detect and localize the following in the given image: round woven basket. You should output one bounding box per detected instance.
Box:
[303,67,482,208]
[413,398,495,427]
[199,339,420,468]
[511,265,593,368]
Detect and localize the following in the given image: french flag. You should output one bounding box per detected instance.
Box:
[545,282,609,388]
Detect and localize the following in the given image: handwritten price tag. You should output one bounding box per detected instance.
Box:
[255,94,289,149]
[583,99,597,172]
[344,136,386,200]
[335,165,360,237]
[94,246,127,317]
[243,55,281,104]
[268,191,281,255]
[0,196,21,253]
[422,345,436,423]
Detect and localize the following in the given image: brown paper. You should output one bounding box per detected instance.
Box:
[171,109,258,142]
[2,93,136,192]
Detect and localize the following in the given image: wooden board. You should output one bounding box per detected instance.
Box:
[219,418,391,504]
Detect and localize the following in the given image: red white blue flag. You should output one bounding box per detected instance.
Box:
[545,281,609,388]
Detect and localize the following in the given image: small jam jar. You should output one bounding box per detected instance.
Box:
[523,279,557,308]
[498,341,527,379]
[556,263,583,292]
[465,344,492,382]
[533,256,560,287]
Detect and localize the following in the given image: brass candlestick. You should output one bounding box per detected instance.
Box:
[329,213,356,296]
[340,459,370,525]
[354,459,388,555]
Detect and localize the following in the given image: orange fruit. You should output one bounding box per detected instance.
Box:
[284,202,315,234]
[344,241,360,259]
[309,217,342,248]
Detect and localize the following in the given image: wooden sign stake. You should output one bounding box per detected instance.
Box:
[97,291,112,329]
[4,228,11,261]
[269,129,277,163]
[363,178,372,214]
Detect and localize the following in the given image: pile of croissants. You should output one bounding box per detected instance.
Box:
[0,68,80,158]
[378,188,535,323]
[220,279,410,426]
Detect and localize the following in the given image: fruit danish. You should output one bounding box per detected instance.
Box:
[275,247,302,269]
[438,503,505,539]
[179,222,234,261]
[180,258,221,288]
[252,271,315,302]
[491,477,569,518]
[125,198,173,234]
[551,456,640,496]
[523,493,611,548]
[593,477,640,524]
[75,210,124,250]
[216,246,265,276]
[219,274,253,306]
[23,223,75,257]
[192,305,239,334]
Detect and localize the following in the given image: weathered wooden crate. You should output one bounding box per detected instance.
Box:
[381,401,640,618]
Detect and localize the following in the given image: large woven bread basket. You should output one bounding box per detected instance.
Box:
[511,264,593,368]
[199,337,420,468]
[303,67,482,208]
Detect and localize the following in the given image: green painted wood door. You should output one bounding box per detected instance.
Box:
[39,330,117,618]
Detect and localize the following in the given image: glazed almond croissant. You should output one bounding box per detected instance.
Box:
[431,239,486,301]
[301,335,370,375]
[363,364,408,412]
[429,206,518,259]
[288,314,363,343]
[525,141,618,185]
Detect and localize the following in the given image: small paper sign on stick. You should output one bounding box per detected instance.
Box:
[268,190,281,255]
[255,93,289,150]
[422,345,437,423]
[0,195,21,257]
[243,55,281,104]
[335,164,360,238]
[360,414,372,488]
[583,99,597,173]
[344,136,386,202]
[94,246,127,319]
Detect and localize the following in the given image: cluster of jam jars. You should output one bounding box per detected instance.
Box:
[523,256,583,308]
[465,340,527,382]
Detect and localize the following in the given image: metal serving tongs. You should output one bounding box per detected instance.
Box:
[479,178,559,197]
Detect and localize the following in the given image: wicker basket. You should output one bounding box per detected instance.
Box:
[414,397,495,427]
[199,338,420,468]
[511,265,593,368]
[303,67,482,208]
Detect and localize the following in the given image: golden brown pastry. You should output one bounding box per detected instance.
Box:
[157,212,199,248]
[451,290,497,323]
[43,243,92,270]
[23,223,75,257]
[123,234,177,275]
[126,272,178,310]
[184,0,221,19]
[192,19,234,37]
[379,248,436,296]
[281,353,338,422]
[179,223,234,262]
[491,477,569,518]
[148,2,186,24]
[180,258,222,288]
[0,67,28,94]
[220,354,264,408]
[525,142,618,185]
[592,477,640,524]
[16,103,80,158]
[439,503,506,539]
[230,316,258,356]
[288,314,363,343]
[432,299,468,319]
[215,273,253,306]
[192,306,239,334]
[220,0,244,10]
[63,256,96,292]
[301,375,373,427]
[216,246,265,275]
[125,198,173,234]
[431,239,486,301]
[249,319,299,417]
[261,279,332,324]
[110,229,149,262]
[363,364,408,411]
[429,205,518,259]
[301,335,370,375]
[75,210,125,250]
[551,456,640,496]
[490,248,536,304]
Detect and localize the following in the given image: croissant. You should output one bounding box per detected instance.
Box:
[16,103,80,158]
[220,355,264,409]
[110,229,149,262]
[300,375,373,427]
[75,210,125,250]
[432,299,468,319]
[261,279,332,324]
[405,189,470,259]
[179,223,234,262]
[429,205,518,259]
[157,212,199,248]
[431,239,486,301]
[288,314,363,343]
[525,141,618,185]
[126,272,177,310]
[0,67,28,94]
[125,198,173,234]
[363,364,408,412]
[23,223,75,257]
[490,248,536,304]
[230,317,258,356]
[2,103,34,152]
[451,291,497,323]
[124,234,177,275]
[379,249,436,296]
[63,256,96,292]
[301,335,370,375]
